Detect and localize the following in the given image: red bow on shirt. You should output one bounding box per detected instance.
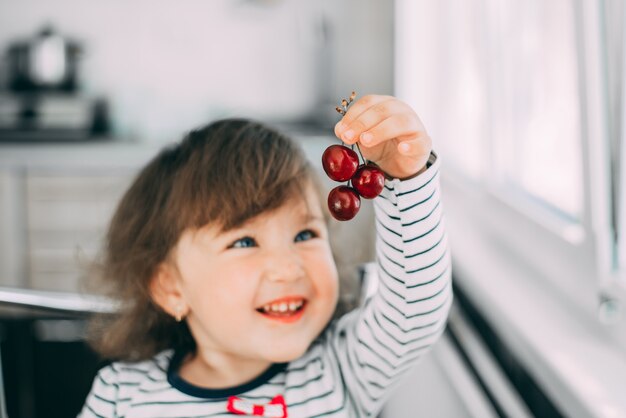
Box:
[227,395,287,417]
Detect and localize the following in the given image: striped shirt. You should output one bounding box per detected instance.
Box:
[79,152,452,418]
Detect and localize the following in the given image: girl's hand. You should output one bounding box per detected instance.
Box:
[334,95,432,180]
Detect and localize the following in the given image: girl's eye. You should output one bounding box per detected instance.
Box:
[230,236,257,249]
[295,229,317,242]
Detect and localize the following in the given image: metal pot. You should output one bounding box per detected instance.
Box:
[6,25,82,92]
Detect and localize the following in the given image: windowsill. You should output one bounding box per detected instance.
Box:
[441,174,626,418]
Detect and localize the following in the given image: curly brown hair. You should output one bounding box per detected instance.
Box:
[86,118,336,362]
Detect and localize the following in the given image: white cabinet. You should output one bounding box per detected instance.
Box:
[0,141,157,292]
[0,169,26,288]
[25,170,134,291]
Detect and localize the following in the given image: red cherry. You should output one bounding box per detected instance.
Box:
[352,164,386,199]
[322,145,359,182]
[328,186,361,221]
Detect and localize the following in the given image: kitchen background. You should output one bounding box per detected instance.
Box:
[0,0,393,142]
[2,1,626,418]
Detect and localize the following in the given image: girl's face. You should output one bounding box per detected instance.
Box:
[172,183,339,364]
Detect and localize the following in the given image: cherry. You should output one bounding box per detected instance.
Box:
[352,164,386,199]
[322,145,359,182]
[328,186,361,221]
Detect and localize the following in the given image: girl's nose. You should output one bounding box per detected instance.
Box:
[263,251,306,283]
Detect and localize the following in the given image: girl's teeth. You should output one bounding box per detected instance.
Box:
[260,300,304,314]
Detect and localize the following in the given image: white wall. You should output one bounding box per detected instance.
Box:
[0,0,394,143]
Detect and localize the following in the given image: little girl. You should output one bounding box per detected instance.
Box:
[79,94,452,418]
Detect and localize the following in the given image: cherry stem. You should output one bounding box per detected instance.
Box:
[334,91,357,144]
[335,92,356,117]
[354,143,365,164]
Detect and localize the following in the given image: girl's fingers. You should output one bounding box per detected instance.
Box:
[334,95,395,142]
[358,113,425,148]
[332,94,431,179]
[381,135,433,179]
[396,134,432,157]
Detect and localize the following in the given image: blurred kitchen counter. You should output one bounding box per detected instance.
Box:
[0,127,337,169]
[0,139,165,170]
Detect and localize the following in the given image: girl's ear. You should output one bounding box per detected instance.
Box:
[149,262,189,321]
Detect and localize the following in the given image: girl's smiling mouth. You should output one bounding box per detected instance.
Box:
[256,297,307,323]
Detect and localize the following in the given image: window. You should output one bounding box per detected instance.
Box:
[395,0,488,180]
[395,0,626,389]
[489,1,584,221]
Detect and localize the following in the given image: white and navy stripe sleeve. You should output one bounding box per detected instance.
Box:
[326,151,452,417]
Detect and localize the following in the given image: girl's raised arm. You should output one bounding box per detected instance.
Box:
[324,150,451,416]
